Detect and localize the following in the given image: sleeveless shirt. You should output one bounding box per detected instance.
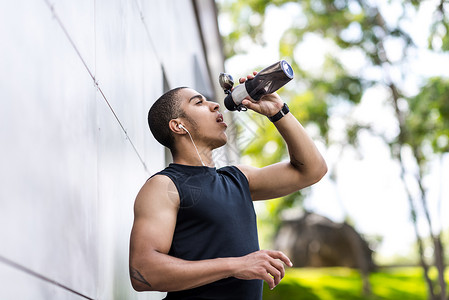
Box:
[153,163,262,300]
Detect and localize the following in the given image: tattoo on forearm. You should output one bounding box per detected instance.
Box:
[130,267,152,288]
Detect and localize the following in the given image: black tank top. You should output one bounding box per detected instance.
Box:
[154,163,262,300]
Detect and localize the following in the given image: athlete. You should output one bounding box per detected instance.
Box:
[129,72,327,299]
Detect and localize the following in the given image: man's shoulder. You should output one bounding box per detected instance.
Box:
[135,173,179,213]
[218,165,251,187]
[146,165,181,185]
[139,174,174,198]
[223,164,253,179]
[146,173,173,184]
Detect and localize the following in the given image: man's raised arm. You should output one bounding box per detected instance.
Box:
[129,175,292,292]
[237,73,327,201]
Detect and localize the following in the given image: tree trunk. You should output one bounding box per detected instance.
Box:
[413,149,447,300]
[397,155,436,300]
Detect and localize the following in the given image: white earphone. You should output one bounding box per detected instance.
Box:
[179,124,191,134]
[177,124,205,166]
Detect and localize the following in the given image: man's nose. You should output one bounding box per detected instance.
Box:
[209,101,220,111]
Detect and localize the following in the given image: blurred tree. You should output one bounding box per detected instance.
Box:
[218,0,449,299]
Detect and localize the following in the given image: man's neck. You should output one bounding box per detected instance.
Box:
[172,147,214,167]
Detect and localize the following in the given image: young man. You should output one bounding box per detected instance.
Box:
[129,73,327,299]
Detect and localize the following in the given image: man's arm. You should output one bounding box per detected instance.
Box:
[236,73,327,201]
[129,175,292,292]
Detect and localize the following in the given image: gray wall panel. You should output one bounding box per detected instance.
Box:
[48,0,96,72]
[0,0,98,297]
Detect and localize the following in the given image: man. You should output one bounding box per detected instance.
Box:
[129,72,327,299]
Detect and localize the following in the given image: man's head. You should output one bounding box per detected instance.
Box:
[148,87,228,154]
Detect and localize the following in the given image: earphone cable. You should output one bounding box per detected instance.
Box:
[184,129,206,167]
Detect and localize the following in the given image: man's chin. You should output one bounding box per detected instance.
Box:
[210,135,228,149]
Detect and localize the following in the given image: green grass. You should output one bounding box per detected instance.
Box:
[263,267,448,300]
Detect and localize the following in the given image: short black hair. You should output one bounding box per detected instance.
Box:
[148,87,187,151]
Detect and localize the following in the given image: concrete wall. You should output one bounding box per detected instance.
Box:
[0,0,227,299]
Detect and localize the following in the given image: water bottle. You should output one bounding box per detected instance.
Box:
[219,60,294,111]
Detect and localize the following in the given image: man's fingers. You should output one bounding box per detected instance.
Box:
[266,250,293,267]
[236,250,291,290]
[266,264,282,286]
[239,72,257,84]
[242,100,256,110]
[270,259,285,280]
[262,250,290,289]
[261,272,276,290]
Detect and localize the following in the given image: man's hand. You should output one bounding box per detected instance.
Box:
[239,72,284,117]
[232,250,293,290]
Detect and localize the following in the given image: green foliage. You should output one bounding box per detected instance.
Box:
[428,4,449,52]
[219,0,449,225]
[263,267,449,300]
[406,77,449,157]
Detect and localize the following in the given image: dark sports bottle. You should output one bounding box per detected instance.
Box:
[219,60,294,111]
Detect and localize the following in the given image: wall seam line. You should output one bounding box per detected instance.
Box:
[43,0,149,174]
[0,255,95,300]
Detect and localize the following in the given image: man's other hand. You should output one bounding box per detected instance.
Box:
[232,250,293,290]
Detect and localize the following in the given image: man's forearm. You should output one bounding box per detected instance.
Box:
[273,112,327,178]
[131,249,291,292]
[131,252,236,292]
[239,83,326,179]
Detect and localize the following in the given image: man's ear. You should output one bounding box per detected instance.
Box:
[169,119,185,135]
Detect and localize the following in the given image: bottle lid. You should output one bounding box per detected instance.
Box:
[281,60,294,79]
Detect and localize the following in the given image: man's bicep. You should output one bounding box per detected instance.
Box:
[237,163,304,201]
[130,175,179,256]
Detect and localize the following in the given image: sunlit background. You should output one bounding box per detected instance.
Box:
[218,0,449,261]
[217,0,449,299]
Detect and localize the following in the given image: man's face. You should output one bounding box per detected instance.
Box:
[178,88,228,149]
